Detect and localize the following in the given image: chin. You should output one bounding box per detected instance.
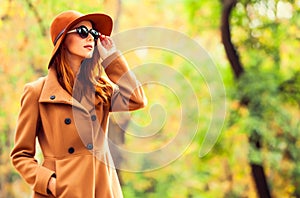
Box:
[86,51,94,59]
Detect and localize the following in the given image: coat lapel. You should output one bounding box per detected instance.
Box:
[39,67,89,114]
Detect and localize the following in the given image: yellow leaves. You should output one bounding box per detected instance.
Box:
[117,0,187,31]
[296,140,300,150]
[0,0,299,197]
[131,178,153,193]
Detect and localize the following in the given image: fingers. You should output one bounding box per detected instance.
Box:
[100,34,106,41]
[96,36,117,60]
[100,35,114,49]
[106,36,114,45]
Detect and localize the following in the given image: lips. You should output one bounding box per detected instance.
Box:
[84,44,93,50]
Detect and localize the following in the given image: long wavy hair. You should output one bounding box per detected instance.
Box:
[51,41,113,106]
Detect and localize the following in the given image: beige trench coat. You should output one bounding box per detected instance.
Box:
[10,52,147,197]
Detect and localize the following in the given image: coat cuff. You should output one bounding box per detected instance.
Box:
[101,51,122,69]
[34,165,56,196]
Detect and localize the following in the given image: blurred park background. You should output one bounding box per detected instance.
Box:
[1,0,300,197]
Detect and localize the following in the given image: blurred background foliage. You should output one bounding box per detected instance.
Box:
[0,0,300,197]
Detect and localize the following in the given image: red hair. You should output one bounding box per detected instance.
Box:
[52,45,113,106]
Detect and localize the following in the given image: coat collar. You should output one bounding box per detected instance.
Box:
[39,67,93,113]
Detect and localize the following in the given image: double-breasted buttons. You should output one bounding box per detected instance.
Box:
[87,143,93,150]
[64,118,71,125]
[50,95,56,100]
[68,147,75,154]
[91,115,97,121]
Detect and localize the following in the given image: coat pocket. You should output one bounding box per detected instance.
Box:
[40,159,56,197]
[55,155,94,198]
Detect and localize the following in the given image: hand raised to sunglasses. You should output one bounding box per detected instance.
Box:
[97,35,117,60]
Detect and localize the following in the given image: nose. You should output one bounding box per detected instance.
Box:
[86,32,94,42]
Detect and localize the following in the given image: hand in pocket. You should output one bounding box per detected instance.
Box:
[48,177,57,197]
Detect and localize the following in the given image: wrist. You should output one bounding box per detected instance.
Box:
[101,51,121,69]
[47,176,56,195]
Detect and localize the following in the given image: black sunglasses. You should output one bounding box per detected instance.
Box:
[67,25,100,40]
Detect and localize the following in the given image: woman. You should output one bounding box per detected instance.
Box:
[10,10,147,197]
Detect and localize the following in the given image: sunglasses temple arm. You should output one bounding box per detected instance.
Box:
[67,29,77,34]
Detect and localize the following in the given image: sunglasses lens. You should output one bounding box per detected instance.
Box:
[90,29,100,40]
[77,26,89,38]
[75,26,100,40]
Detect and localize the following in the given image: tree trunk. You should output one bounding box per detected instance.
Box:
[24,0,47,36]
[220,0,271,197]
[221,0,244,78]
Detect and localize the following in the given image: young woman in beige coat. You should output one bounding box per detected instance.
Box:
[10,10,147,197]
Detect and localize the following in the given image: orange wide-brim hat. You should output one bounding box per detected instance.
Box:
[48,10,113,68]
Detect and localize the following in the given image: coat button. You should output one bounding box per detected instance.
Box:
[91,115,97,121]
[64,118,71,125]
[86,143,93,150]
[50,95,56,100]
[68,147,75,154]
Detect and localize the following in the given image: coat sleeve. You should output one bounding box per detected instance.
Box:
[102,51,147,112]
[10,82,55,196]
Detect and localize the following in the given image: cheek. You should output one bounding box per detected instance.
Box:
[64,36,80,53]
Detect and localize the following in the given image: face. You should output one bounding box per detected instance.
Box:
[64,21,96,62]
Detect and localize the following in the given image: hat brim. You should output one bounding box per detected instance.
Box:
[48,13,113,68]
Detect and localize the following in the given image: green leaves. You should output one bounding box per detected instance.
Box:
[1,0,300,197]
